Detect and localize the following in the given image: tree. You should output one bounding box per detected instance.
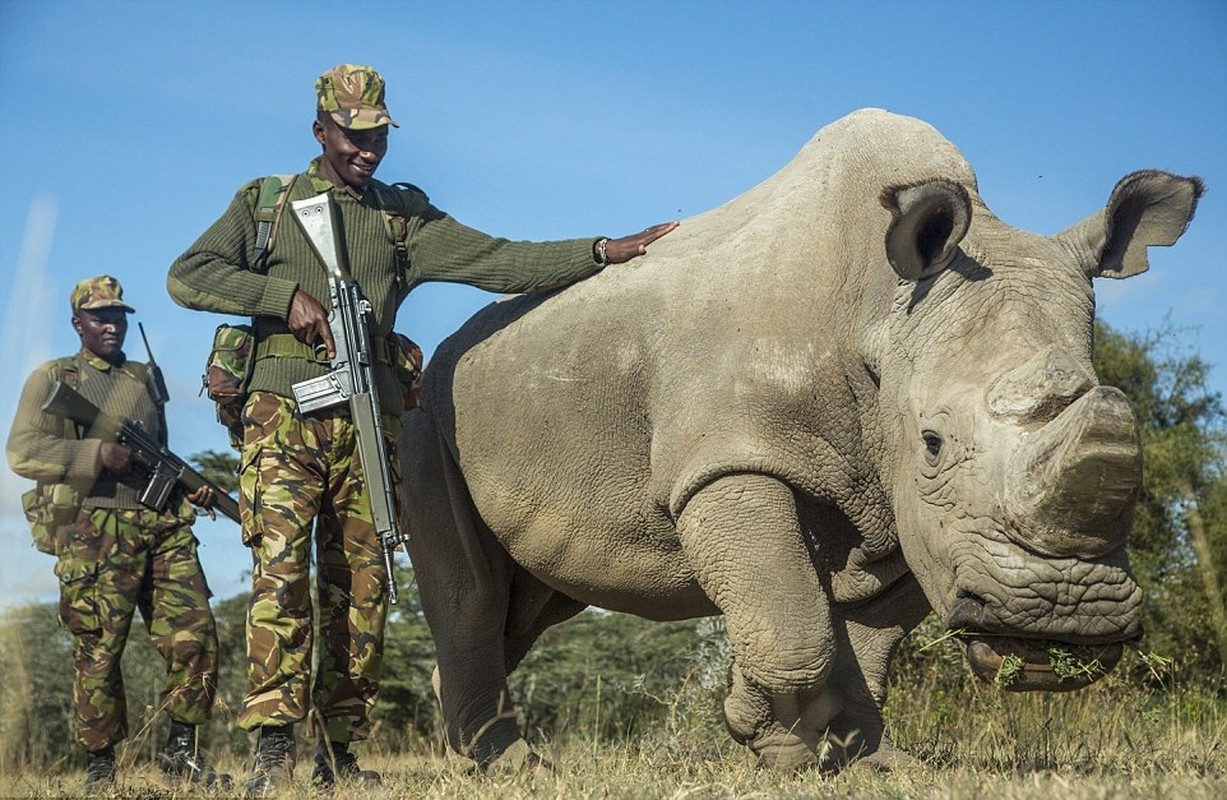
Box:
[1092,320,1227,680]
[191,449,239,494]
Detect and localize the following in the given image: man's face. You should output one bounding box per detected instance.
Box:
[314,115,389,191]
[72,307,128,361]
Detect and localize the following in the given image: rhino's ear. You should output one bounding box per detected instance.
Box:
[880,180,972,281]
[1055,170,1204,279]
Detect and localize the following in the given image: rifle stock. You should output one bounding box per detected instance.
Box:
[41,381,241,524]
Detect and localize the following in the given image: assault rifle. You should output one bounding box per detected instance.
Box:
[42,382,241,524]
[289,192,408,604]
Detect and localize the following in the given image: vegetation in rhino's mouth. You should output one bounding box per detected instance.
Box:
[919,626,1119,689]
[992,653,1025,689]
[1048,646,1110,682]
[960,634,1123,691]
[991,645,1108,689]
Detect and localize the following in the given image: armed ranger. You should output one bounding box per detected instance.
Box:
[289,192,408,604]
[42,382,241,524]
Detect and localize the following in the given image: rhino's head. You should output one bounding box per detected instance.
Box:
[871,170,1202,690]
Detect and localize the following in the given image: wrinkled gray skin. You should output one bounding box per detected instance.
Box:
[399,109,1203,772]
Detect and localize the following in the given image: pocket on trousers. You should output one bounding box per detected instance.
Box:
[55,558,102,636]
[238,443,264,547]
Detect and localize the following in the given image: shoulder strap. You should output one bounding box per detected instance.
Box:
[120,360,151,385]
[46,356,81,439]
[50,355,81,389]
[253,174,298,267]
[372,181,427,290]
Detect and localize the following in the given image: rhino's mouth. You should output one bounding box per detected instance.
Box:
[961,635,1123,691]
[947,594,1129,691]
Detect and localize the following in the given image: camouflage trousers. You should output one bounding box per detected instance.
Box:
[54,503,219,752]
[237,391,398,743]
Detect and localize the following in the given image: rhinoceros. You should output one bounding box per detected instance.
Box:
[398,108,1202,771]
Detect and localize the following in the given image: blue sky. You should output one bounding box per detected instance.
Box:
[2,0,1224,603]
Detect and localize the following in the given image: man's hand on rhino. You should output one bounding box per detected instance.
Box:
[600,221,680,265]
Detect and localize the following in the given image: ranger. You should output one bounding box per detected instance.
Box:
[166,64,676,795]
[7,275,229,792]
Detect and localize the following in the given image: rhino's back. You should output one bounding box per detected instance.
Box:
[416,108,975,608]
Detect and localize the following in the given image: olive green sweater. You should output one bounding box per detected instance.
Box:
[167,159,605,414]
[7,349,164,509]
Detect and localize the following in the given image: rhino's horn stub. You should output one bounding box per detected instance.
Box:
[880,179,972,281]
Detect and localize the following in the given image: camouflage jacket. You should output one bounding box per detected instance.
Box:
[167,158,606,415]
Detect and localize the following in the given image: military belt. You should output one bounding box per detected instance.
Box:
[255,333,396,365]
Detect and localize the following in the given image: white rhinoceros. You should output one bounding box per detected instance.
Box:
[398,109,1202,771]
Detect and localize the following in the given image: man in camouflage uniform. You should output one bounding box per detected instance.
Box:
[167,64,676,795]
[6,276,229,793]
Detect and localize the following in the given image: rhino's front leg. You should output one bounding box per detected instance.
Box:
[677,473,838,767]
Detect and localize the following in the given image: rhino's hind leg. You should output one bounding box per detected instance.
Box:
[504,568,588,673]
[404,414,533,771]
[676,473,839,767]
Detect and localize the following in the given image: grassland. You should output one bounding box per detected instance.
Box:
[2,665,1223,800]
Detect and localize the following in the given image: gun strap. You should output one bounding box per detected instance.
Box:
[254,175,418,288]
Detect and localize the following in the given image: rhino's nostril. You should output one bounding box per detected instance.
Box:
[947,593,987,631]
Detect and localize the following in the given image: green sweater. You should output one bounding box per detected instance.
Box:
[168,159,605,414]
[7,349,164,510]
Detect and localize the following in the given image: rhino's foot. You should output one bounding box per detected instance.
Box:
[724,664,839,771]
[725,691,828,770]
[748,732,824,771]
[845,738,915,773]
[479,738,551,774]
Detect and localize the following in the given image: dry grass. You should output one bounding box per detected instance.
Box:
[1,744,1224,800]
[4,605,1224,798]
[2,678,1224,800]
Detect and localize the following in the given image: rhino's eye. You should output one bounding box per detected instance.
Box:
[921,430,943,458]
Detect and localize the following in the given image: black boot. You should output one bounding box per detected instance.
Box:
[245,724,296,798]
[84,745,116,793]
[161,719,233,788]
[310,740,382,789]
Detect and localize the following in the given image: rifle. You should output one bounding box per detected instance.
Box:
[41,381,241,524]
[289,192,408,604]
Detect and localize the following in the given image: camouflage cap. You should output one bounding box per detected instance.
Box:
[71,275,135,313]
[315,64,399,130]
